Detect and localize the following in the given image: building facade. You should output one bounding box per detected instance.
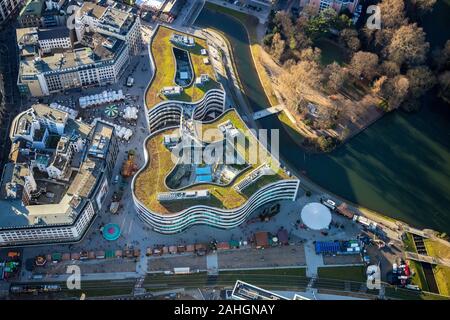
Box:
[300,0,359,14]
[0,0,22,25]
[0,105,118,246]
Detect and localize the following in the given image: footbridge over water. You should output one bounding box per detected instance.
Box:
[253,106,284,120]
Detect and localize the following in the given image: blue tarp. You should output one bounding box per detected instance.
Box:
[195,166,212,175]
[315,241,341,254]
[195,175,212,183]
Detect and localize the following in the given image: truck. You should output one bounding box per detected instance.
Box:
[126,76,134,87]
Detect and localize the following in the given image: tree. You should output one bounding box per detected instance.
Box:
[274,11,294,39]
[372,76,388,95]
[299,47,322,64]
[386,23,429,66]
[316,136,335,152]
[381,75,410,111]
[279,60,323,113]
[263,33,274,47]
[380,60,400,77]
[350,51,379,80]
[339,28,360,52]
[324,62,348,92]
[406,66,436,99]
[432,40,450,71]
[271,33,286,62]
[410,0,437,14]
[305,7,338,40]
[438,71,450,104]
[379,0,407,29]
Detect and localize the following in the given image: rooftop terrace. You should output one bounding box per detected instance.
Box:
[133,109,291,215]
[145,26,221,108]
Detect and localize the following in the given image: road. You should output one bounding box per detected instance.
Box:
[0,20,22,174]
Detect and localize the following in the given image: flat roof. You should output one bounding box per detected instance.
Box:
[0,114,111,230]
[37,26,71,40]
[79,2,107,19]
[133,109,292,215]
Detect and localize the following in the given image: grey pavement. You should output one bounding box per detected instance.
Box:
[304,240,324,278]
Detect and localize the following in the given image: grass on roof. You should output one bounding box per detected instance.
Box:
[134,110,291,214]
[145,26,221,108]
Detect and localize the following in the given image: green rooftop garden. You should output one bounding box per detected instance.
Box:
[145,26,221,108]
[134,110,292,215]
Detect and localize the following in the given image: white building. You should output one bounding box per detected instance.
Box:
[17,2,141,97]
[0,114,118,247]
[75,2,142,55]
[18,35,130,96]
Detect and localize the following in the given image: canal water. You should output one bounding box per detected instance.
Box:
[195,7,450,233]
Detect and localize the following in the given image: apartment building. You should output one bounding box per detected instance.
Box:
[75,2,142,55]
[18,0,68,28]
[17,1,141,96]
[299,0,360,14]
[17,31,130,96]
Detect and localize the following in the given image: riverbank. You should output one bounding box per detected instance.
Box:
[195,5,450,234]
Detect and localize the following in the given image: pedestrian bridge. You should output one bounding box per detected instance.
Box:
[253,106,283,120]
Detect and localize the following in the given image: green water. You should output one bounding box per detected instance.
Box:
[195,7,450,233]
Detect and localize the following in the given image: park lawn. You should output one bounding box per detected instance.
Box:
[433,265,450,296]
[133,110,291,214]
[424,239,450,259]
[216,268,308,289]
[317,266,366,282]
[144,272,209,288]
[408,259,430,292]
[204,2,279,107]
[403,232,417,252]
[402,233,430,291]
[314,37,348,66]
[423,239,450,296]
[146,25,220,108]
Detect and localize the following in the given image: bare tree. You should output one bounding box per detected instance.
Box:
[350,51,379,80]
[274,11,294,39]
[380,60,400,77]
[271,33,286,62]
[382,75,410,111]
[324,62,348,92]
[406,65,436,98]
[299,47,322,63]
[379,0,408,28]
[279,60,323,113]
[339,28,361,52]
[386,23,429,66]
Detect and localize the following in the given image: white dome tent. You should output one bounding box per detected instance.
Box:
[301,202,332,230]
